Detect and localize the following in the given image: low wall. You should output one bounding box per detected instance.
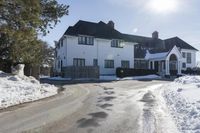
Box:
[62,66,99,79]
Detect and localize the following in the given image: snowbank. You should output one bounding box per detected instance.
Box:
[100,74,161,81]
[0,71,58,109]
[163,76,200,133]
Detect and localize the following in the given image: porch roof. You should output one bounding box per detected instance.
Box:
[145,50,169,61]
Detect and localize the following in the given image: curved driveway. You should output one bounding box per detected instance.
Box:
[0,79,177,133]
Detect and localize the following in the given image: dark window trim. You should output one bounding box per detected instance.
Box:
[121,60,130,68]
[78,35,94,45]
[186,53,192,64]
[104,60,114,68]
[93,59,98,66]
[73,58,85,67]
[111,39,124,48]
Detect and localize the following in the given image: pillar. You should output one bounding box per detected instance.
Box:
[165,60,170,75]
[152,61,155,70]
[178,61,181,75]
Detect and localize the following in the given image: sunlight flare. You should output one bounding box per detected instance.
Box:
[147,0,179,14]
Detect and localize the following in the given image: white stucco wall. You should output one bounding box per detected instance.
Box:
[55,35,135,75]
[181,49,196,69]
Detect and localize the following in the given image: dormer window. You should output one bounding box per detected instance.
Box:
[78,35,94,45]
[111,39,124,48]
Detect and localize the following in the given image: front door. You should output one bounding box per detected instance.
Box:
[154,61,159,72]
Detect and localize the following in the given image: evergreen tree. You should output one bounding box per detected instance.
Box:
[0,0,68,67]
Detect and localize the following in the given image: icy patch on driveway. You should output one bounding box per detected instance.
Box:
[163,76,200,133]
[100,74,161,81]
[0,71,58,109]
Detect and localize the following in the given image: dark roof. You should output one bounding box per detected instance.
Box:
[64,20,198,53]
[64,20,123,40]
[164,37,198,51]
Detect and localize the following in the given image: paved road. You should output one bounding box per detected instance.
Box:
[0,79,177,133]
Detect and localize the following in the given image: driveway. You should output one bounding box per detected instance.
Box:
[0,79,178,133]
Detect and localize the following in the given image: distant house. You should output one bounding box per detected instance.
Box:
[54,20,198,77]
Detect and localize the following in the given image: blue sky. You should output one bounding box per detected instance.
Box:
[40,0,200,61]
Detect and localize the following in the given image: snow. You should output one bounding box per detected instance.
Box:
[0,71,58,109]
[163,76,200,133]
[145,50,169,60]
[47,76,72,81]
[100,74,161,81]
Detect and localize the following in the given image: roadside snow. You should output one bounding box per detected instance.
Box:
[47,76,72,81]
[138,84,179,133]
[163,76,200,133]
[100,74,161,81]
[0,71,58,109]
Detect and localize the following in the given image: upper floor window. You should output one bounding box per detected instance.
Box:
[78,35,94,45]
[111,39,124,48]
[182,52,186,58]
[187,53,192,64]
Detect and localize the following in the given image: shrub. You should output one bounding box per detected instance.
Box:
[116,68,157,78]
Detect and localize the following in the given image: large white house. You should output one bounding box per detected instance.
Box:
[54,20,198,77]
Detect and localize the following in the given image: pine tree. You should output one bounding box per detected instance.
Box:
[0,0,68,68]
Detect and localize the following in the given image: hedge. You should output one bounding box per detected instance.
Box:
[116,68,157,78]
[182,68,200,75]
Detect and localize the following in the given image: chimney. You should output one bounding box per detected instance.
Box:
[107,20,114,29]
[152,31,159,39]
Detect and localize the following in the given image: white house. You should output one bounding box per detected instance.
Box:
[54,20,137,76]
[54,20,198,77]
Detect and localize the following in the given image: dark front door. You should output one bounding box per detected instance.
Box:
[154,61,159,72]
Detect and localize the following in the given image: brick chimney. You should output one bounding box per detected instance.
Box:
[152,31,159,39]
[107,21,114,29]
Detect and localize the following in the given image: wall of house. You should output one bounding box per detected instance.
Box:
[55,35,135,75]
[181,49,196,70]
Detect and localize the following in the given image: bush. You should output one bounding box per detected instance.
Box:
[116,68,157,78]
[182,67,200,75]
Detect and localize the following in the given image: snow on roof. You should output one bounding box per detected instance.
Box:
[145,50,169,60]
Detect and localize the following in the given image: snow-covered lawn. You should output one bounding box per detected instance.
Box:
[0,71,58,109]
[100,74,161,81]
[163,76,200,133]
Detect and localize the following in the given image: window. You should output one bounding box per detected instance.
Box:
[121,60,130,68]
[187,53,192,64]
[182,63,186,68]
[60,39,63,47]
[93,59,98,66]
[111,39,124,48]
[182,52,186,58]
[73,58,85,67]
[105,60,114,68]
[57,42,60,49]
[134,59,149,69]
[58,60,60,68]
[78,36,94,45]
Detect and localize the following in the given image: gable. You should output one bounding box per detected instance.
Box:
[166,46,182,60]
[164,37,198,51]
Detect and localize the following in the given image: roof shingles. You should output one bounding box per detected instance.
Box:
[64,20,198,54]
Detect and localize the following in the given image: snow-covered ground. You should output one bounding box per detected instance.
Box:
[0,71,58,109]
[100,74,161,81]
[163,76,200,133]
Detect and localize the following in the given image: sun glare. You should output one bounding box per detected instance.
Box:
[147,0,178,14]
